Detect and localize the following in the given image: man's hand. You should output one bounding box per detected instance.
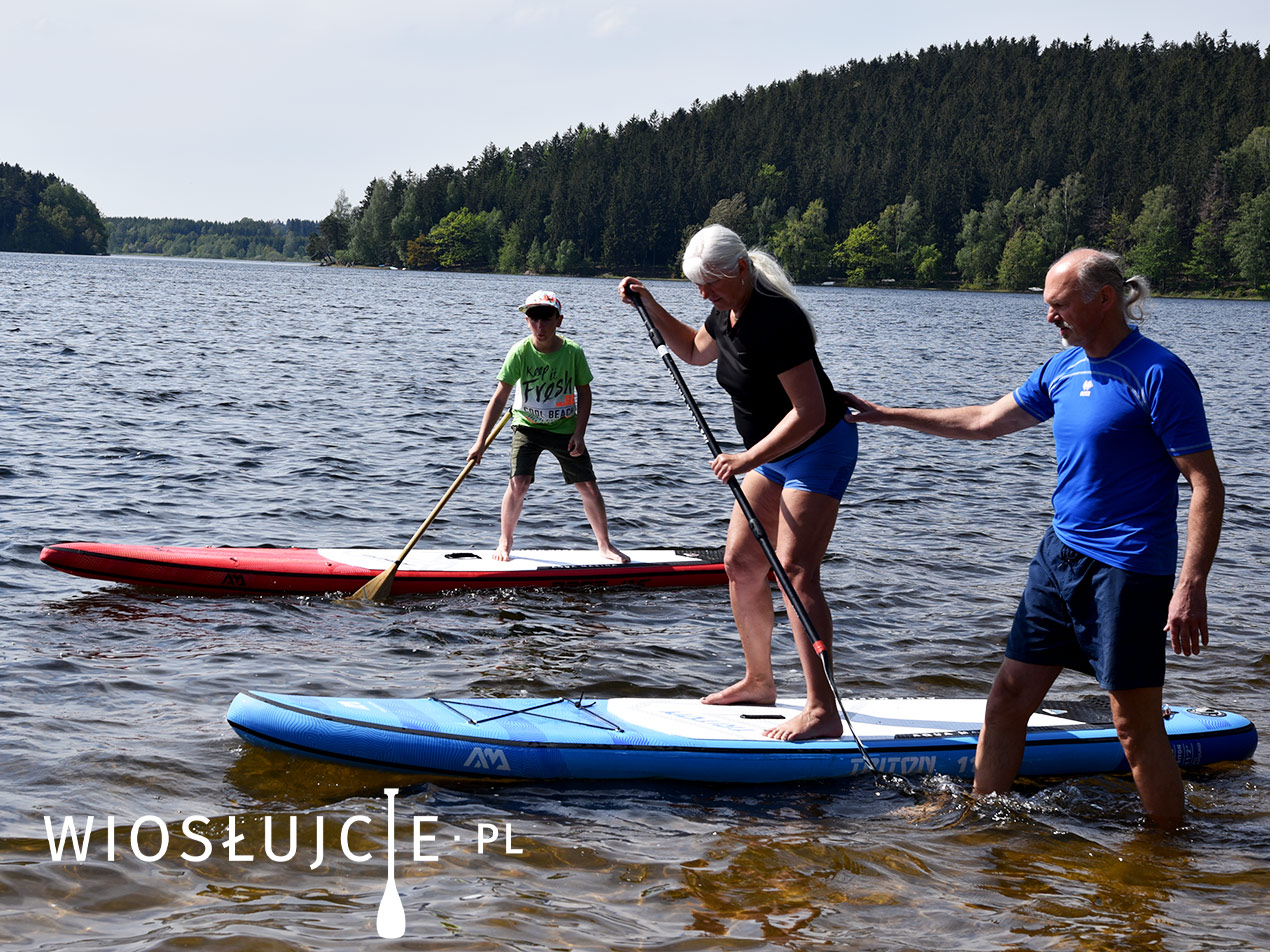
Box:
[1166,580,1209,656]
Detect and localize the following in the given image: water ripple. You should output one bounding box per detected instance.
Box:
[2,253,1266,951]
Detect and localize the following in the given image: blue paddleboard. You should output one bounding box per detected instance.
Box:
[226,693,1257,783]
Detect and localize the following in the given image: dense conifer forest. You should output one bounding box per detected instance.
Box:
[311,33,1269,294]
[7,35,1266,293]
[0,164,108,255]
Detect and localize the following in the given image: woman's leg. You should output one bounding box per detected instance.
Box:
[703,470,784,706]
[762,487,844,741]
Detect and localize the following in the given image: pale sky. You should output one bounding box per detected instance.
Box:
[4,0,1266,222]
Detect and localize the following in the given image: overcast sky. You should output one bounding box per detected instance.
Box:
[5,1,1266,222]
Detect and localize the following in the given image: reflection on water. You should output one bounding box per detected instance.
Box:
[1,253,1266,950]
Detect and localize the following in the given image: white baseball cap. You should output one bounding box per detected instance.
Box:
[519,289,563,314]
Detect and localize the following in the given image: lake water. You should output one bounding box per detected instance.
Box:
[2,252,1267,951]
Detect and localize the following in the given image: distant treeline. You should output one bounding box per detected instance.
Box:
[0,163,108,255]
[108,217,319,261]
[310,33,1270,294]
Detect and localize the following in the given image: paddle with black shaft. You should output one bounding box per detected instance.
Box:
[347,411,512,602]
[627,291,877,773]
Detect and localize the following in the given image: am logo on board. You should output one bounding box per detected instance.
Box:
[463,747,511,771]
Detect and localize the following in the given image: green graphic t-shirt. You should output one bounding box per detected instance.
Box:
[498,336,593,435]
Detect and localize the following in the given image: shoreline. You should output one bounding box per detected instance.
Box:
[17,249,1265,301]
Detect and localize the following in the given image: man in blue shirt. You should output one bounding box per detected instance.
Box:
[845,248,1224,825]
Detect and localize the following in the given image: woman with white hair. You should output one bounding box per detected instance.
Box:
[619,224,858,741]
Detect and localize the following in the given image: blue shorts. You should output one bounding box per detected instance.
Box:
[754,418,858,500]
[1006,527,1174,690]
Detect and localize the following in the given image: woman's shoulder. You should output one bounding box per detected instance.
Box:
[703,306,729,336]
[750,288,806,318]
[745,291,812,344]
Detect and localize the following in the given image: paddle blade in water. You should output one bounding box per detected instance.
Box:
[347,566,396,602]
[342,410,511,605]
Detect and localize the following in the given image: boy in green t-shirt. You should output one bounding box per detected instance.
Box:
[468,290,626,562]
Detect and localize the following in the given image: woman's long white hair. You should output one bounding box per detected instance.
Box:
[681,224,812,328]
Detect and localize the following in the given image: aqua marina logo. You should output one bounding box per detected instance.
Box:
[43,787,524,939]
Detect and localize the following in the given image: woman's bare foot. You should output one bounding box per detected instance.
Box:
[493,542,512,562]
[702,676,777,706]
[762,707,843,742]
[600,544,629,563]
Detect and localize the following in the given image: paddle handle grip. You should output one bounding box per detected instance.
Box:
[630,292,726,459]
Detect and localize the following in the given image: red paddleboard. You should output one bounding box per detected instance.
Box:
[39,542,727,596]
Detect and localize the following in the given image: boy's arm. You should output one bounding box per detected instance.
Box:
[469,382,512,464]
[568,384,592,456]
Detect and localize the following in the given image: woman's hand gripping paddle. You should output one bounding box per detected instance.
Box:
[626,291,876,773]
[346,411,512,602]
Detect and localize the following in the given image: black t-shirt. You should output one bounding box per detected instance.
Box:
[704,288,844,457]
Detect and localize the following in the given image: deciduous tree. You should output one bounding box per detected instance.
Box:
[769,199,831,283]
[1127,185,1181,287]
[831,222,887,285]
[1226,190,1270,289]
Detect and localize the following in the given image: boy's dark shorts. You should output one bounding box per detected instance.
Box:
[1006,527,1174,691]
[509,425,597,484]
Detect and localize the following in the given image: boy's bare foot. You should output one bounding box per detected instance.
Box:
[702,676,777,706]
[762,708,843,742]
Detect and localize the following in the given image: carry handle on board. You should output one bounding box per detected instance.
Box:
[627,290,876,772]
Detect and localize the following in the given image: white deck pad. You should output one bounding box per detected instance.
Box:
[607,696,1084,742]
[318,547,704,573]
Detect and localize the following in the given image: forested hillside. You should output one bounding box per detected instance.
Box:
[0,163,108,255]
[108,217,318,261]
[315,33,1270,293]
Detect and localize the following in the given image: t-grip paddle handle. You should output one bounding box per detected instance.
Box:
[627,290,875,772]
